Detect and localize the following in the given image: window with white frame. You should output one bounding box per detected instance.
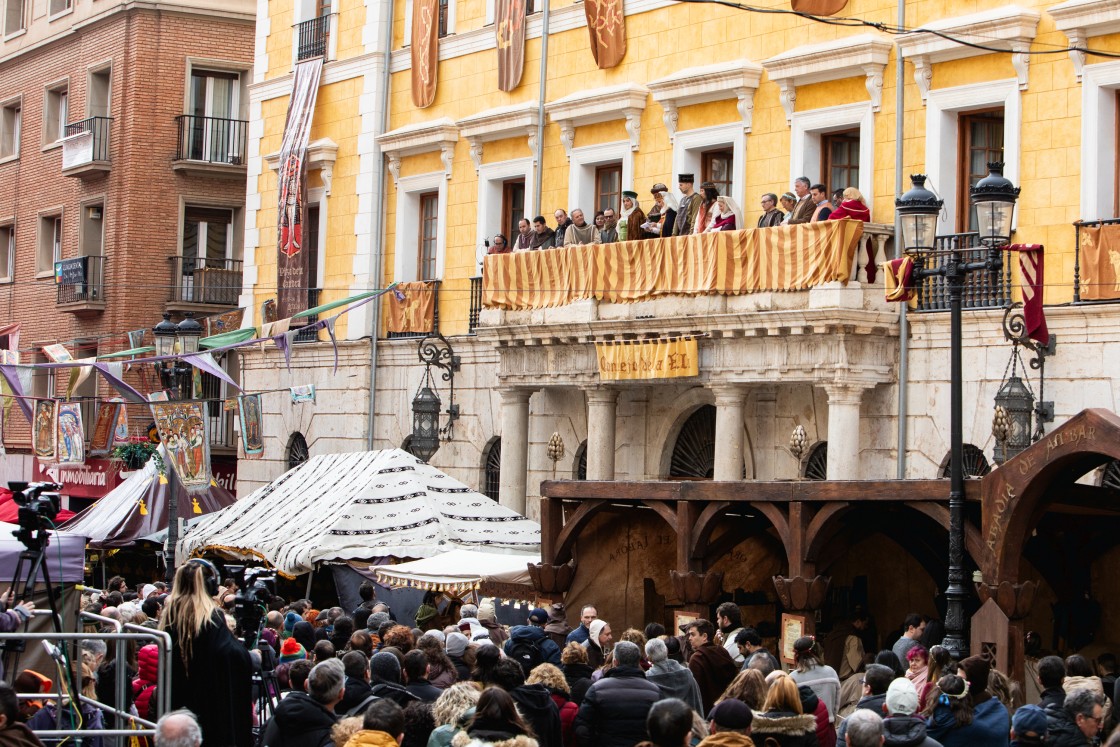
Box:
[790,102,874,216]
[0,223,13,281]
[672,124,746,209]
[394,172,447,282]
[3,0,23,36]
[43,83,68,144]
[38,213,61,273]
[1080,62,1120,222]
[0,99,19,159]
[568,141,633,222]
[48,0,70,16]
[475,158,536,261]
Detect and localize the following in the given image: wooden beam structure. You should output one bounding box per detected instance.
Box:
[540,478,983,503]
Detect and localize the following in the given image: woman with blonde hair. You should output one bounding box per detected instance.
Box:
[751,672,818,746]
[716,668,768,711]
[828,186,871,222]
[429,683,482,747]
[160,561,253,747]
[527,664,577,747]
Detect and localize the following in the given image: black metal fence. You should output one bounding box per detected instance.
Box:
[914,233,1012,311]
[469,276,482,333]
[63,116,112,162]
[294,288,321,342]
[387,279,441,339]
[175,115,247,165]
[1073,218,1120,304]
[56,255,105,304]
[295,15,330,60]
[169,256,244,306]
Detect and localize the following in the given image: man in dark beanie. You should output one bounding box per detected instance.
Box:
[368,651,419,709]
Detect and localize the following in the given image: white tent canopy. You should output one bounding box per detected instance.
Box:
[179,449,541,576]
[374,548,540,596]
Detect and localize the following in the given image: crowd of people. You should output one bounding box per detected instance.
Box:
[2,571,1116,747]
[487,175,872,254]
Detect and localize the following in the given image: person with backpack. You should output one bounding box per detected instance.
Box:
[504,608,562,676]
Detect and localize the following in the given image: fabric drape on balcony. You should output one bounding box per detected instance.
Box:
[1078,223,1120,301]
[483,219,865,310]
[385,280,436,333]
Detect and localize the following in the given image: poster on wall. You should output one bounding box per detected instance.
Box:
[151,402,212,494]
[33,400,58,460]
[90,402,121,457]
[276,58,324,319]
[56,403,85,465]
[238,394,264,460]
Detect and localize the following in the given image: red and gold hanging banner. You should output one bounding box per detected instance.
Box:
[583,0,626,69]
[495,0,526,91]
[411,0,440,107]
[276,58,323,319]
[1078,224,1120,302]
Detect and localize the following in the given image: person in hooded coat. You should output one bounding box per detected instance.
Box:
[445,633,473,682]
[367,651,421,710]
[882,678,943,747]
[477,600,509,648]
[161,562,253,747]
[643,638,703,715]
[572,642,661,747]
[924,667,1008,747]
[487,659,561,747]
[583,620,611,672]
[132,644,161,722]
[751,673,818,747]
[451,687,538,747]
[543,605,572,650]
[799,684,835,747]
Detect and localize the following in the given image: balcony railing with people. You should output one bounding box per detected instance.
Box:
[174,115,248,166]
[1073,218,1120,304]
[477,219,893,326]
[295,15,331,61]
[169,256,244,307]
[911,232,1013,312]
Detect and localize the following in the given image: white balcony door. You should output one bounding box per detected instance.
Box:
[189,71,239,163]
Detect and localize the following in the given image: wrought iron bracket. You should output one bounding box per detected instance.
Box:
[417,333,461,440]
[1001,303,1056,434]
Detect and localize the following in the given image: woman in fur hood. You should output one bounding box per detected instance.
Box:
[450,687,539,747]
[750,672,819,747]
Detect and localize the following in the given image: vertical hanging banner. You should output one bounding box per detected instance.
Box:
[56,403,85,465]
[276,58,324,319]
[33,400,58,460]
[583,0,626,69]
[90,402,121,456]
[151,402,212,494]
[411,0,440,107]
[238,394,264,460]
[1078,224,1120,301]
[495,0,526,91]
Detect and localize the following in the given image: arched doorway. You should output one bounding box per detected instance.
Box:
[669,405,716,478]
[482,438,501,501]
[804,442,828,480]
[574,440,587,480]
[287,432,309,470]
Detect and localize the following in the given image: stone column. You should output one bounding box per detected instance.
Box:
[751,387,778,479]
[584,387,618,481]
[824,385,865,480]
[712,384,747,481]
[499,388,533,514]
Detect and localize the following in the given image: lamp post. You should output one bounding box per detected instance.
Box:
[152,311,203,580]
[896,163,1019,658]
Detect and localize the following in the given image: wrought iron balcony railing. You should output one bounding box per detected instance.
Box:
[56,255,105,305]
[295,15,330,61]
[914,233,1013,312]
[387,279,441,339]
[294,288,322,342]
[469,276,483,333]
[175,115,247,166]
[169,256,244,306]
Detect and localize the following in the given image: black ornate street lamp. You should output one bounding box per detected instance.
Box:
[409,333,460,463]
[896,163,1020,658]
[151,311,203,580]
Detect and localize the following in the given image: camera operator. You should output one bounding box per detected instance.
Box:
[160,563,253,747]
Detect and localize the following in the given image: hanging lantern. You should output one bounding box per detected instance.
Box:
[411,384,442,462]
[993,375,1034,464]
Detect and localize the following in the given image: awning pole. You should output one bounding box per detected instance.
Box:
[305,565,315,600]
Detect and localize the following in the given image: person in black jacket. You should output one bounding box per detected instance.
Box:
[403,650,443,703]
[1038,655,1067,711]
[487,658,561,747]
[260,659,343,747]
[573,641,661,747]
[337,651,373,714]
[837,664,894,744]
[1046,689,1105,747]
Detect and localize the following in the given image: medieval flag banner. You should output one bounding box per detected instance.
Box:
[882,256,917,308]
[411,0,440,107]
[89,402,122,457]
[1004,244,1048,345]
[791,0,848,14]
[1078,224,1120,302]
[151,402,212,494]
[583,0,626,69]
[207,308,245,336]
[238,393,264,460]
[33,400,58,460]
[276,58,324,319]
[596,337,699,381]
[56,402,85,465]
[495,0,526,91]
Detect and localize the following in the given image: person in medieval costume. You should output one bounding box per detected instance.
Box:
[617,191,645,243]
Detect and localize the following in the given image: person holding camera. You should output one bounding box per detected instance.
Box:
[160,561,253,747]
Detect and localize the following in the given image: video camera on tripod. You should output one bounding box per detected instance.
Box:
[8,482,61,549]
[225,564,277,648]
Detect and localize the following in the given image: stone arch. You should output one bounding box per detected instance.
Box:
[286,432,309,470]
[481,436,501,501]
[937,444,992,478]
[655,389,755,479]
[573,440,588,480]
[982,409,1120,584]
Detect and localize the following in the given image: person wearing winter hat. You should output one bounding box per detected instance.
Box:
[882,677,942,747]
[284,611,302,637]
[477,599,509,647]
[280,637,308,664]
[700,699,754,745]
[368,651,420,709]
[457,605,489,643]
[445,633,472,682]
[644,638,703,716]
[504,608,562,675]
[583,619,612,671]
[1010,703,1048,746]
[543,604,572,649]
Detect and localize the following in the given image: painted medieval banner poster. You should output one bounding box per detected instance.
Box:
[495,0,526,91]
[410,0,440,107]
[238,394,264,459]
[276,58,324,319]
[56,403,85,465]
[151,402,212,494]
[33,400,58,460]
[207,308,244,336]
[113,405,130,445]
[90,402,121,456]
[583,0,625,69]
[41,344,73,363]
[1078,224,1120,301]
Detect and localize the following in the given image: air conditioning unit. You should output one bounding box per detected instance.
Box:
[88,206,103,220]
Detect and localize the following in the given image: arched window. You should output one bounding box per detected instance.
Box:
[804,442,828,480]
[939,444,992,478]
[482,438,501,501]
[287,432,310,471]
[1101,459,1120,489]
[669,405,716,479]
[574,440,587,480]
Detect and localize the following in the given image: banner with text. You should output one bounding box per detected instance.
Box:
[276,58,324,319]
[596,337,699,381]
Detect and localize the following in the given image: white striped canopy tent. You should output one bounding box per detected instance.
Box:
[373,548,540,597]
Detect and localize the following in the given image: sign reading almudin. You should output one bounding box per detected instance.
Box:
[596,337,699,381]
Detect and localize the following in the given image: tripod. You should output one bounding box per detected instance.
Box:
[2,524,65,671]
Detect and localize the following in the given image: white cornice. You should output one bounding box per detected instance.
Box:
[545,83,649,157]
[263,138,340,193]
[647,59,763,139]
[1049,0,1120,82]
[896,6,1040,99]
[456,102,540,172]
[376,118,459,183]
[249,53,384,102]
[761,34,892,124]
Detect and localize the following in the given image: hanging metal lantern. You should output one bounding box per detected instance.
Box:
[993,375,1034,464]
[411,384,442,462]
